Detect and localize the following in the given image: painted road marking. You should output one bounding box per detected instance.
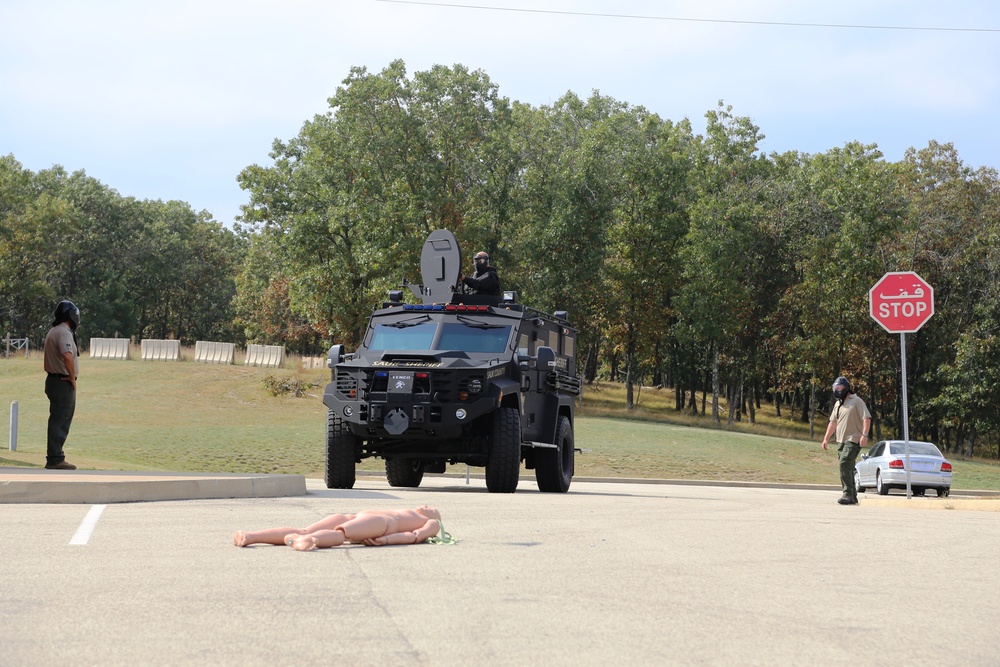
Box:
[70,505,107,545]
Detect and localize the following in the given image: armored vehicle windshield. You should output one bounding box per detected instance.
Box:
[368,319,513,354]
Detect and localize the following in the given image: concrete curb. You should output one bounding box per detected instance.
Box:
[3,466,997,506]
[0,468,306,504]
[412,471,1000,497]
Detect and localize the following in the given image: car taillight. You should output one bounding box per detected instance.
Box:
[889,459,904,469]
[941,462,952,472]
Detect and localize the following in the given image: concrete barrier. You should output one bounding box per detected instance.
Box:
[89,338,130,360]
[194,341,235,364]
[244,344,285,368]
[140,339,181,361]
[300,356,325,370]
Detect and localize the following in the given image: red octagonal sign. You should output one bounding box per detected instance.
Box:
[869,271,934,333]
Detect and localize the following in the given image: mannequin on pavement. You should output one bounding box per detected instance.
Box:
[233,506,442,551]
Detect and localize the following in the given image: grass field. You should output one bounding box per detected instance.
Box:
[3,350,1000,490]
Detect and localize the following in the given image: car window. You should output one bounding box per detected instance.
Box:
[888,442,942,457]
[869,443,884,457]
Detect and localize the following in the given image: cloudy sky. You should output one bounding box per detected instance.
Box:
[2,0,998,225]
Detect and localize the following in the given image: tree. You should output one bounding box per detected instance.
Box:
[237,60,516,349]
[776,142,906,434]
[675,104,773,424]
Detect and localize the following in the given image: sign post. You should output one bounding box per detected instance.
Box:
[869,272,935,499]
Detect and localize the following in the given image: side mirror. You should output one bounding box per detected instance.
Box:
[327,344,345,368]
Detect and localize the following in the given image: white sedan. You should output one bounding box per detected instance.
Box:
[855,440,953,497]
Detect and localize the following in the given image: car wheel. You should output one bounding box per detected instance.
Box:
[876,470,889,496]
[326,409,358,489]
[486,407,521,493]
[385,457,424,488]
[535,416,574,493]
[937,487,950,498]
[854,469,865,493]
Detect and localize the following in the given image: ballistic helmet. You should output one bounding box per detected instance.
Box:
[833,376,851,392]
[53,300,81,330]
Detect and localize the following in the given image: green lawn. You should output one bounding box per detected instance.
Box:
[3,352,999,490]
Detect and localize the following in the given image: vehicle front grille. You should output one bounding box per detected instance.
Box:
[336,373,359,399]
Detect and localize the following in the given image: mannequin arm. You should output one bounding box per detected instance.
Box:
[362,519,440,546]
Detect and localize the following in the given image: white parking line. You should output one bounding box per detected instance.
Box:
[70,505,107,545]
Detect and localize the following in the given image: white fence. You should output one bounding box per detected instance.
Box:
[89,338,130,360]
[194,341,235,365]
[244,344,286,368]
[3,335,29,359]
[140,339,181,361]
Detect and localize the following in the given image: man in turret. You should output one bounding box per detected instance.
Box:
[459,251,501,296]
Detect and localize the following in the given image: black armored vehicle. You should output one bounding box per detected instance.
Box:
[323,229,581,493]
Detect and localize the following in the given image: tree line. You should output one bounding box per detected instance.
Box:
[0,158,243,346]
[3,60,999,457]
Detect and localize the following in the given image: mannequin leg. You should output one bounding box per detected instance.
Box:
[289,529,347,551]
[337,514,389,542]
[304,513,354,533]
[233,526,306,547]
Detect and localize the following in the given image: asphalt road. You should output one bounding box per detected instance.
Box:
[3,477,999,666]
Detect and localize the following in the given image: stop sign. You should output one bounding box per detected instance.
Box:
[869,271,934,333]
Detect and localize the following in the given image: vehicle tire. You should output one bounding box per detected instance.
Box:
[326,409,358,489]
[937,487,950,498]
[386,457,424,488]
[535,416,574,493]
[876,470,889,496]
[486,407,521,493]
[854,469,865,493]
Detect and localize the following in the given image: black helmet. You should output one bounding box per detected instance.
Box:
[833,376,851,392]
[53,300,80,330]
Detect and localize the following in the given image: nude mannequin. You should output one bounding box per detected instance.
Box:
[233,506,442,551]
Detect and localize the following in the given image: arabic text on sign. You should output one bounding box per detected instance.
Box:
[879,285,925,300]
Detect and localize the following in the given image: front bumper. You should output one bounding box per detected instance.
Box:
[325,390,498,440]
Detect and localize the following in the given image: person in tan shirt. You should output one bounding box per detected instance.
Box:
[820,376,872,505]
[42,301,80,470]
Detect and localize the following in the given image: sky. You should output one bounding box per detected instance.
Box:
[2,0,999,226]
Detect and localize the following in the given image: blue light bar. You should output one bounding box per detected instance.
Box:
[401,304,448,311]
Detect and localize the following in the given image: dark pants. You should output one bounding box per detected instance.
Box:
[838,441,861,500]
[44,375,76,465]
